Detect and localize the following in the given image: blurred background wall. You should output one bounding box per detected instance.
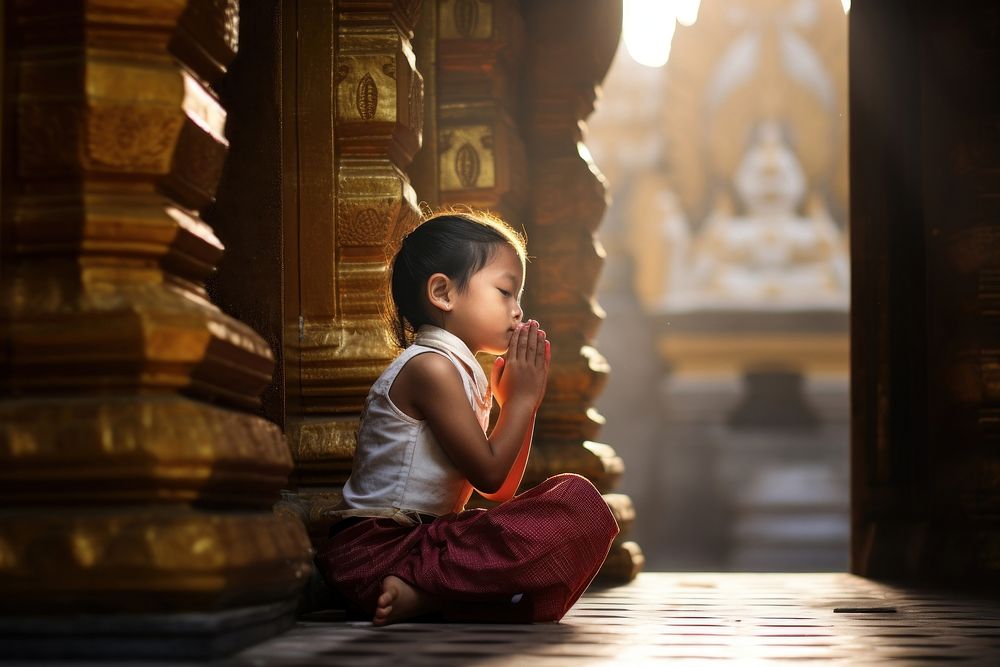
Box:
[587,0,851,571]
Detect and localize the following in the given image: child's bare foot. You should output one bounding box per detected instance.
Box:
[373,575,438,626]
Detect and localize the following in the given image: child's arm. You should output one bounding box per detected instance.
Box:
[402,322,549,495]
[477,328,550,501]
[476,411,534,502]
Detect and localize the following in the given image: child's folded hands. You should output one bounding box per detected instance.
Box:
[491,319,550,409]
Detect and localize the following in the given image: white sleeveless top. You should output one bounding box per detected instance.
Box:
[338,325,492,525]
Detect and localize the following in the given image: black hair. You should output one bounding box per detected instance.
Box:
[388,210,526,349]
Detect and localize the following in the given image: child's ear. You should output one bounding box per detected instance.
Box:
[426,273,454,312]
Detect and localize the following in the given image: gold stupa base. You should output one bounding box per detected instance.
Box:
[0,508,312,614]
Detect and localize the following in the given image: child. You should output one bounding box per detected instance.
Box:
[315,210,618,625]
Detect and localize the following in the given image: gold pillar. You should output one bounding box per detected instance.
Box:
[280,0,424,542]
[410,0,440,206]
[0,0,310,658]
[521,0,643,581]
[433,0,526,221]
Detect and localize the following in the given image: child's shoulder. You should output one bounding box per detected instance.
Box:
[395,348,464,388]
[388,348,468,420]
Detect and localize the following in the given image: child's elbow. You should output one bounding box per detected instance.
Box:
[472,470,506,496]
[475,479,503,496]
[484,488,515,503]
[476,486,514,503]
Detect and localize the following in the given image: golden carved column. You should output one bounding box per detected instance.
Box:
[0,0,310,658]
[432,0,526,221]
[521,0,643,581]
[410,0,440,205]
[413,0,528,506]
[281,0,424,542]
[413,0,527,406]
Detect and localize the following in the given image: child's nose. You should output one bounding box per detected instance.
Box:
[513,302,523,321]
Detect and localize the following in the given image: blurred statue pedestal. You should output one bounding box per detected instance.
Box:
[651,117,851,573]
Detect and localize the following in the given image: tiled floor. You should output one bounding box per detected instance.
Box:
[226,573,1000,665]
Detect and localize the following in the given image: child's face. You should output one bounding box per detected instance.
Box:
[447,245,525,355]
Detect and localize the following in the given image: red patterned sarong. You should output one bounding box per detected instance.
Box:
[315,473,619,622]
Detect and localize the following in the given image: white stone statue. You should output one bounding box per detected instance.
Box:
[662,121,849,312]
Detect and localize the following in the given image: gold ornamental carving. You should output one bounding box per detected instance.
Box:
[455,142,481,187]
[334,47,423,148]
[284,0,424,536]
[286,417,358,488]
[1,0,311,628]
[357,72,380,120]
[440,125,500,192]
[341,207,388,246]
[435,0,525,218]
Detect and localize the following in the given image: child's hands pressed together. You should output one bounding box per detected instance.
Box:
[490,319,550,409]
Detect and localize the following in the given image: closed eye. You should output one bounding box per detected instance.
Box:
[498,288,512,297]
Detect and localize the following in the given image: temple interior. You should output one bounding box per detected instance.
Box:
[2,0,999,663]
[591,0,850,573]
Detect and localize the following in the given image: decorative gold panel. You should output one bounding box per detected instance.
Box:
[335,53,423,134]
[439,124,497,190]
[284,0,424,535]
[435,0,526,219]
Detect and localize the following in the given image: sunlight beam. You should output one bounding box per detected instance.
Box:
[675,0,702,27]
[623,0,682,68]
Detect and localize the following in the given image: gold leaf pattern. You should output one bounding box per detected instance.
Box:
[455,142,480,188]
[337,206,388,247]
[356,72,378,120]
[353,207,383,243]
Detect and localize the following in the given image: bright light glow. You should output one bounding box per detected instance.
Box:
[675,0,702,27]
[623,1,701,68]
[623,0,682,68]
[622,0,701,67]
[841,0,850,13]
